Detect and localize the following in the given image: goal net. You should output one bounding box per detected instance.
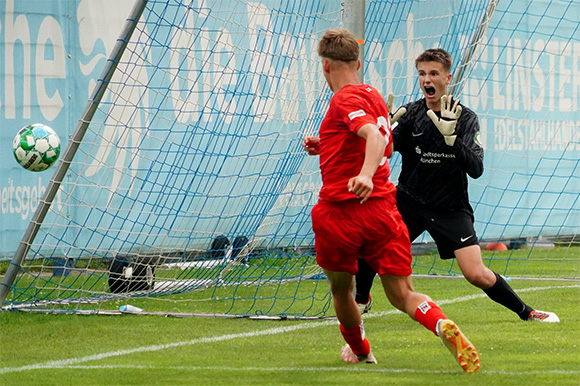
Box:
[1,0,578,318]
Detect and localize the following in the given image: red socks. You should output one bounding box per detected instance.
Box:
[414,301,447,336]
[340,301,446,355]
[340,323,371,356]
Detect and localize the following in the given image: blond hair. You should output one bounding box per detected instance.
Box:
[318,28,359,62]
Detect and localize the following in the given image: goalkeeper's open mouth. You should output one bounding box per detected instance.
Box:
[424,86,436,97]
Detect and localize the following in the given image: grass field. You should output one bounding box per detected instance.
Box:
[1,277,579,386]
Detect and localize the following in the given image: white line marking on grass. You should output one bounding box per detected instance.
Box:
[371,283,580,318]
[0,321,337,375]
[0,284,578,376]
[26,364,580,376]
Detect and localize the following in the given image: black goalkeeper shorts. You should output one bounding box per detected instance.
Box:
[396,190,479,260]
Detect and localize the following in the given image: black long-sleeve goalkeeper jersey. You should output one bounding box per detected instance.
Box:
[393,98,484,214]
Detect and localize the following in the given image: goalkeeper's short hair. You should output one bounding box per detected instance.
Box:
[415,48,452,72]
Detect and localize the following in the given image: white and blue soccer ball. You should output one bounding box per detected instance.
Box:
[13,123,61,172]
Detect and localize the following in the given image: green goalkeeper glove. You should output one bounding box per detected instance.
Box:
[426,95,462,146]
[386,92,407,125]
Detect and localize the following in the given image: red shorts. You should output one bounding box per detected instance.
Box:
[311,196,412,276]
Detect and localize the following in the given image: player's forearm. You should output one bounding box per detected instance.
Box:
[359,126,387,178]
[454,113,484,178]
[454,139,484,179]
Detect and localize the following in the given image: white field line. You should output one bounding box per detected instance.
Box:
[39,364,580,376]
[0,284,578,376]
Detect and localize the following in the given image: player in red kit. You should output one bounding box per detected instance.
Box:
[302,29,480,373]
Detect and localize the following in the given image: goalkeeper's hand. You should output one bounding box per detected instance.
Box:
[386,92,407,125]
[426,95,462,146]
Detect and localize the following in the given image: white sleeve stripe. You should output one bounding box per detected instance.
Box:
[348,109,366,120]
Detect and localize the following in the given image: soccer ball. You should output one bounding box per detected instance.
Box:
[13,123,61,172]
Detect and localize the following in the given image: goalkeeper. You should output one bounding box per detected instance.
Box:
[355,48,559,323]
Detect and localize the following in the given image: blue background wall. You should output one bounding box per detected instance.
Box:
[0,0,578,258]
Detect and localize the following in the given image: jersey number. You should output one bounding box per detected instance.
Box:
[377,116,391,165]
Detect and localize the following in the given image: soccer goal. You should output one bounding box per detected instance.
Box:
[1,0,578,318]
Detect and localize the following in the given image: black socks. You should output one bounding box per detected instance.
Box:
[483,271,533,320]
[355,258,376,304]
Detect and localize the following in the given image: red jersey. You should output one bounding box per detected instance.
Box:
[318,84,395,201]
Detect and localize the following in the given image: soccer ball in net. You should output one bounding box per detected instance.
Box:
[13,123,61,172]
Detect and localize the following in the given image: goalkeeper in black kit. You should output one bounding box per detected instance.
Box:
[355,48,559,323]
